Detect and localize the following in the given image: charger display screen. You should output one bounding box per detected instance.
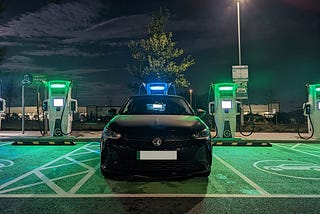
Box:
[53,98,64,107]
[221,100,232,109]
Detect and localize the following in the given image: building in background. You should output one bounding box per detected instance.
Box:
[243,102,280,118]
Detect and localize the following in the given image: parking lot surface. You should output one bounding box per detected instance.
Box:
[0,132,320,213]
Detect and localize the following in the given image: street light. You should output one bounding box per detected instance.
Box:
[235,0,248,126]
[236,0,242,66]
[189,89,193,108]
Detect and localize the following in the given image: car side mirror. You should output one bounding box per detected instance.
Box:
[196,109,206,118]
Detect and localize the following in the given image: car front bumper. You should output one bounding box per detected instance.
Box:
[100,140,212,177]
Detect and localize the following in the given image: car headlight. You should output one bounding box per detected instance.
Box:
[103,128,122,140]
[192,128,210,140]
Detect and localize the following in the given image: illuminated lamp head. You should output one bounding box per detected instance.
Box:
[150,85,165,91]
[50,83,66,88]
[219,86,234,91]
[48,80,71,89]
[146,82,167,95]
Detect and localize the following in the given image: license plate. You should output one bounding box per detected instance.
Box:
[137,151,177,160]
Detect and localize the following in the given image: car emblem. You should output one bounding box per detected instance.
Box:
[152,137,162,147]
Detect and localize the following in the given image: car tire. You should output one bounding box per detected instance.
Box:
[100,148,112,177]
[100,167,113,178]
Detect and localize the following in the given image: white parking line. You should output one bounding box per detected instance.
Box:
[34,170,66,194]
[69,164,100,194]
[42,157,99,170]
[0,142,100,194]
[69,151,99,156]
[274,144,320,158]
[300,144,320,150]
[214,155,270,195]
[0,193,319,198]
[0,142,13,147]
[291,143,301,149]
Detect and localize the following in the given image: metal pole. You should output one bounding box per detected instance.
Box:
[237,1,242,66]
[44,86,48,134]
[22,85,25,134]
[0,79,2,97]
[189,89,193,108]
[237,1,244,125]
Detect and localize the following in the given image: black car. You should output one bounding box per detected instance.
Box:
[100,94,212,178]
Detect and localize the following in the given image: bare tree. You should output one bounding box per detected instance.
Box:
[128,7,195,88]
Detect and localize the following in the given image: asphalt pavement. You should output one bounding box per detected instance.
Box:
[1,130,320,213]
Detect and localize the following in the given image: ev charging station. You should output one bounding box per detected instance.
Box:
[0,98,6,130]
[139,82,176,95]
[0,98,5,113]
[43,80,77,136]
[302,84,320,139]
[209,83,240,138]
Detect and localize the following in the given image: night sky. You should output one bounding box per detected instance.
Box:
[0,0,319,112]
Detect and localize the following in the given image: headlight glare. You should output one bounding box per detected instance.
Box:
[192,128,210,140]
[104,128,121,140]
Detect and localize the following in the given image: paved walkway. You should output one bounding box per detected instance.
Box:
[0,131,101,142]
[236,132,305,141]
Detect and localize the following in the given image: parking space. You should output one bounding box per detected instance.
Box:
[0,142,100,195]
[213,144,320,195]
[0,141,319,197]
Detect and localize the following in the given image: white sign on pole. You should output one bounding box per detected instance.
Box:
[232,65,248,82]
[21,73,33,86]
[31,73,46,86]
[21,73,33,134]
[232,65,249,100]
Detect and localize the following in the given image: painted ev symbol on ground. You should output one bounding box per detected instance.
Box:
[253,160,320,180]
[263,163,320,171]
[0,159,14,171]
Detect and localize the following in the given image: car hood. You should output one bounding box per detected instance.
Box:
[107,115,206,135]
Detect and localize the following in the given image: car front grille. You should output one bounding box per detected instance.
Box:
[120,136,194,150]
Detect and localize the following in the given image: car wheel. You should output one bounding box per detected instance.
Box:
[100,167,114,178]
[100,148,111,177]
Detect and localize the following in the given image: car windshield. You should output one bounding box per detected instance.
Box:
[120,96,193,115]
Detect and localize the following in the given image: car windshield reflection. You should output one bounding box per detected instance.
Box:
[120,96,193,115]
